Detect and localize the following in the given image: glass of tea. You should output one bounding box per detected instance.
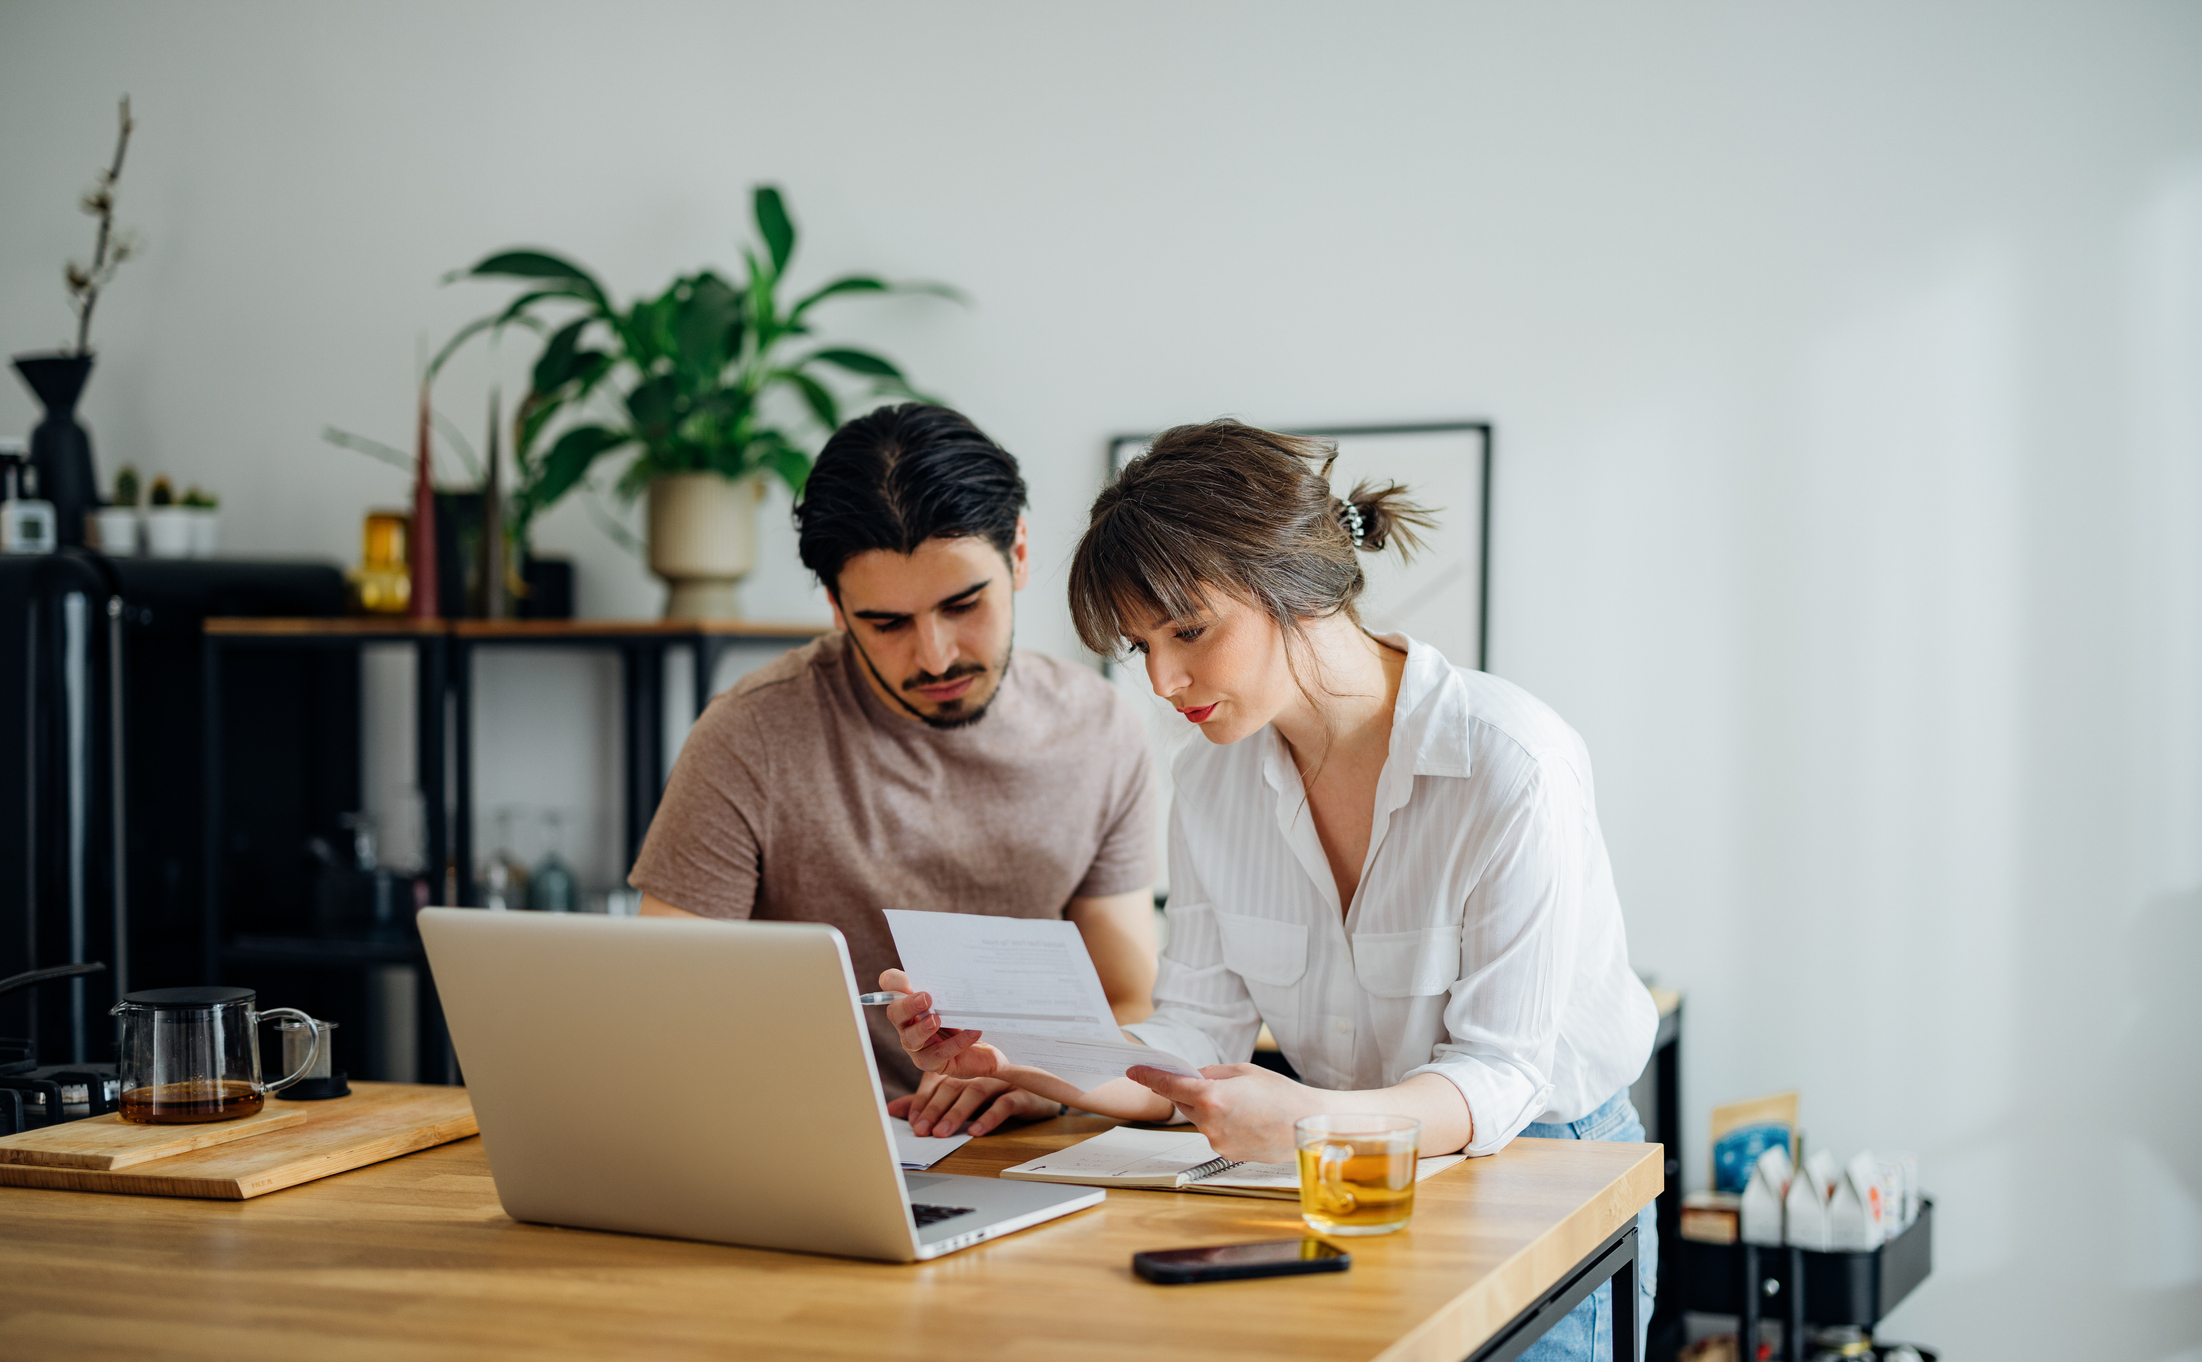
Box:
[1295,1114,1422,1236]
[110,987,322,1124]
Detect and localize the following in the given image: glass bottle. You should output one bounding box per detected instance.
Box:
[483,806,530,910]
[529,810,578,914]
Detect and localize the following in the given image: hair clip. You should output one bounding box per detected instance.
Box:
[1339,498,1366,548]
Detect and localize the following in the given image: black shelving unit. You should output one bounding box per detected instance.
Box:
[1680,1201,1935,1360]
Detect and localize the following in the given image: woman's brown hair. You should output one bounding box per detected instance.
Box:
[1069,419,1436,658]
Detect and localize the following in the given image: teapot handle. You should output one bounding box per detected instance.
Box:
[253,1008,321,1094]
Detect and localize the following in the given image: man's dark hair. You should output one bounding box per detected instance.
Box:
[794,403,1028,591]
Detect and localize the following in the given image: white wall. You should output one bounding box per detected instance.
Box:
[4,3,2199,1354]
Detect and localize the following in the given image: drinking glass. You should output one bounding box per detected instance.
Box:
[1295,1114,1422,1236]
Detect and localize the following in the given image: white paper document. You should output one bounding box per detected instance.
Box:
[889,1116,972,1170]
[883,910,1202,1092]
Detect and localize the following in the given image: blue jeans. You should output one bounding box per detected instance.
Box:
[1515,1090,1659,1362]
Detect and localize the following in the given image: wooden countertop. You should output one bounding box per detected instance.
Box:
[0,1113,1659,1361]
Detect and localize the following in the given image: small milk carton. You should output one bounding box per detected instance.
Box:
[1740,1145,1791,1246]
[1827,1151,1885,1251]
[1881,1151,1920,1233]
[1784,1148,1838,1250]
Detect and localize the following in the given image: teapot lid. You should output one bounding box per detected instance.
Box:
[120,985,252,1008]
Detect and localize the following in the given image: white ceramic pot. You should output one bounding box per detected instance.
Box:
[187,508,220,558]
[646,472,762,620]
[89,507,141,556]
[143,506,194,559]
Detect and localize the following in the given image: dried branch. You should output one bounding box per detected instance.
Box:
[70,96,137,356]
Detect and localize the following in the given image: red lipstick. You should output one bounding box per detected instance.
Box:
[1178,703,1218,723]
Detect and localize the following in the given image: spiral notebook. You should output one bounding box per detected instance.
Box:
[999,1126,1464,1201]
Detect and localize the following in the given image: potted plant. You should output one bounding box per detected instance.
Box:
[182,485,220,558]
[440,186,957,618]
[90,464,141,555]
[143,476,191,558]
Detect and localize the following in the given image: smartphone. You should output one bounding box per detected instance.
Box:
[1131,1238,1351,1285]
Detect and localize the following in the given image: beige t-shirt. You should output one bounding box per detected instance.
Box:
[629,633,1155,1098]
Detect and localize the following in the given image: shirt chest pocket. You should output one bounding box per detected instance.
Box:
[1349,926,1459,998]
[1214,912,1309,988]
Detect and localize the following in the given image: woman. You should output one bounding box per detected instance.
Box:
[885,419,1656,1359]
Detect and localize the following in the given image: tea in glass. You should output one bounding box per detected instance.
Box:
[1295,1114,1422,1236]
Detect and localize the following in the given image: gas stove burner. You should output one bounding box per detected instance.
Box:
[0,1063,120,1136]
[0,1037,32,1077]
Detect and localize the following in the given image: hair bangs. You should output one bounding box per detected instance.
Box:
[1069,488,1220,658]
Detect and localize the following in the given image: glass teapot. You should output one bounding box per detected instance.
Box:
[109,986,322,1124]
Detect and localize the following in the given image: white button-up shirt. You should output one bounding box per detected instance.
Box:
[1125,636,1657,1156]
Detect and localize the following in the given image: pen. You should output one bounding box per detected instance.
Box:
[856,991,908,1006]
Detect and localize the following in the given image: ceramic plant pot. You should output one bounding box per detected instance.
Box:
[89,507,140,556]
[187,508,219,558]
[646,472,761,620]
[143,506,193,559]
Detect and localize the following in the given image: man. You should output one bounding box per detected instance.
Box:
[631,403,1158,1138]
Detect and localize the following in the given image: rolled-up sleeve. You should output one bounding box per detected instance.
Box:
[1123,803,1263,1070]
[1402,761,1581,1156]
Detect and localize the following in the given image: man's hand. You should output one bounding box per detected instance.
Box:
[880,968,1003,1080]
[1126,1062,1327,1164]
[887,1073,1059,1138]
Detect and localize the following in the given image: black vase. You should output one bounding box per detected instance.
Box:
[10,352,98,548]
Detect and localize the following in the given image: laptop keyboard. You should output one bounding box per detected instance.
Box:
[911,1203,977,1227]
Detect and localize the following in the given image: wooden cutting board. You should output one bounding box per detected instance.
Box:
[0,1101,307,1169]
[0,1082,476,1200]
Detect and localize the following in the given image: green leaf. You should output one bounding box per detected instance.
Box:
[674,272,743,377]
[788,274,887,320]
[757,438,812,496]
[754,186,795,275]
[517,393,565,463]
[624,287,680,368]
[320,427,414,473]
[451,250,610,312]
[899,280,971,305]
[778,369,840,430]
[807,347,905,380]
[625,372,681,433]
[429,287,569,381]
[494,287,587,327]
[744,246,782,356]
[531,317,591,394]
[530,425,630,510]
[426,314,500,380]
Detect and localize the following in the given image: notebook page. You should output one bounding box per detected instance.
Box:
[1003,1126,1225,1181]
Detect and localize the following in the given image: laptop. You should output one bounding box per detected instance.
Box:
[418,908,1103,1261]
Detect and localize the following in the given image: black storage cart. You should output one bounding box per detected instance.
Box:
[1678,1200,1934,1360]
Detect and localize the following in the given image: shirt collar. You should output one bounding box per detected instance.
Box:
[1381,633,1473,782]
[1256,633,1472,797]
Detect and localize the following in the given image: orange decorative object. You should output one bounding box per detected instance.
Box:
[349,510,412,614]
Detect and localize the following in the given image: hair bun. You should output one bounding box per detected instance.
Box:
[1344,479,1433,554]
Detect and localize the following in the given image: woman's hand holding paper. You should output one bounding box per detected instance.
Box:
[1126,1062,1321,1164]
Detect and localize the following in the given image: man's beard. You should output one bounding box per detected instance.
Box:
[847,632,1015,730]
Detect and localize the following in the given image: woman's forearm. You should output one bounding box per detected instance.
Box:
[997,1067,1177,1123]
[1314,1073,1474,1156]
[1064,1076,1177,1123]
